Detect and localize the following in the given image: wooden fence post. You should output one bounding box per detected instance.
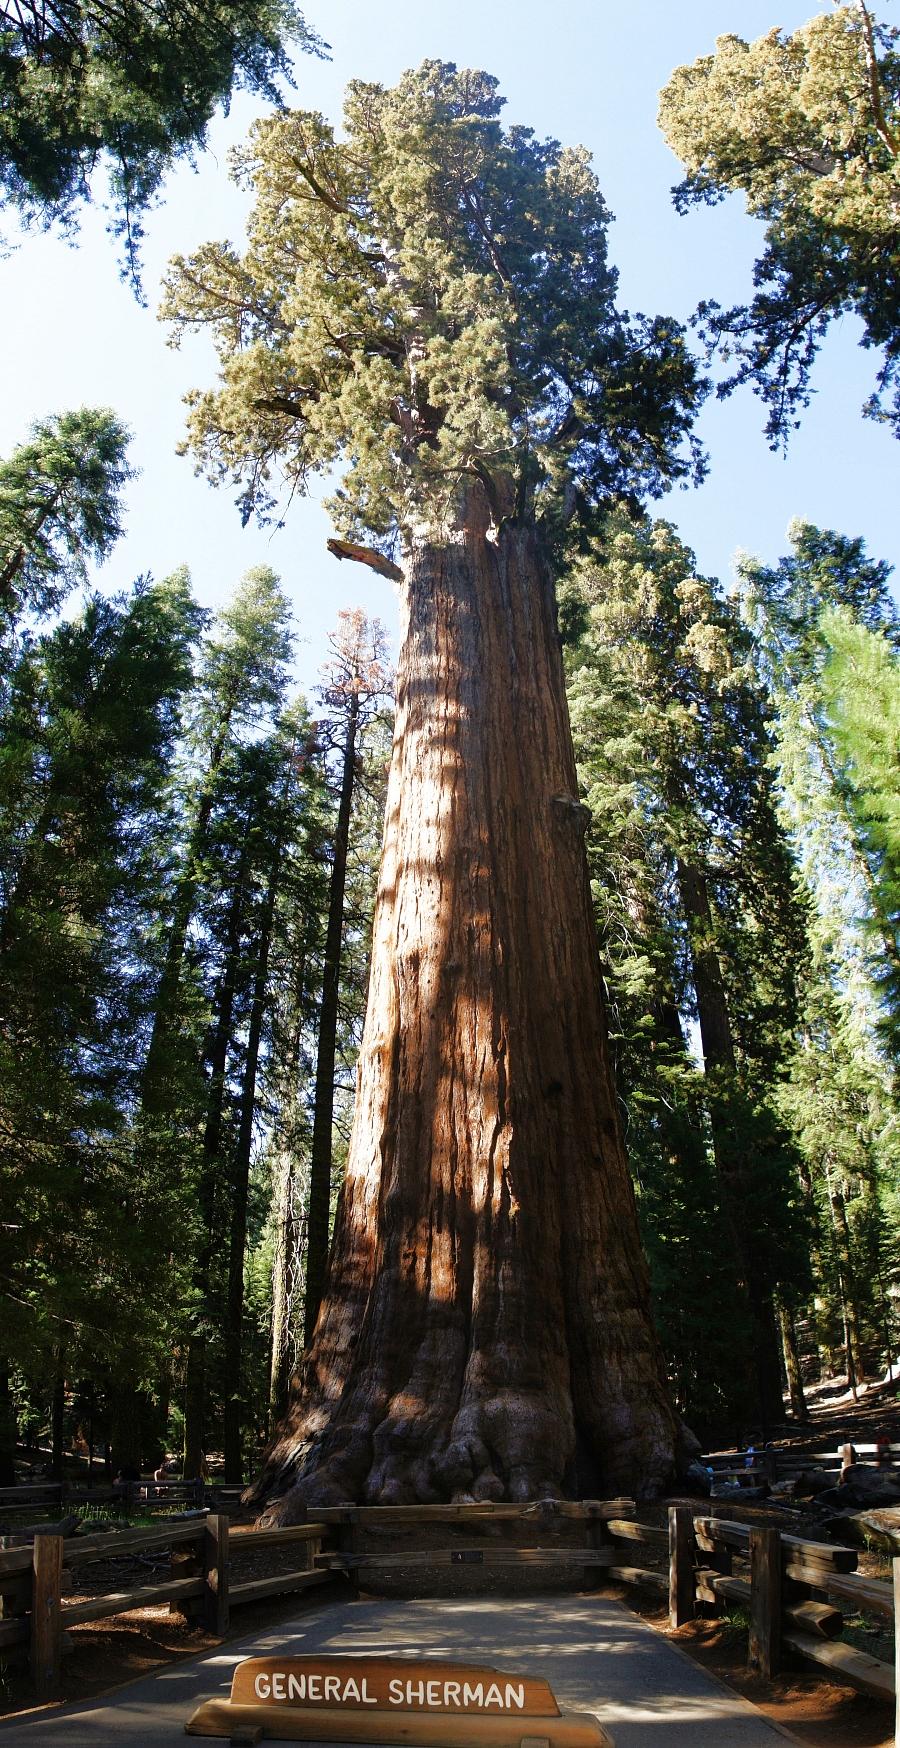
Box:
[668,1506,695,1628]
[170,1527,204,1623]
[337,1511,359,1599]
[749,1526,781,1679]
[893,1556,899,1748]
[31,1532,63,1701]
[203,1514,229,1637]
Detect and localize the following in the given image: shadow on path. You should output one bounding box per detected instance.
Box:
[0,1595,789,1746]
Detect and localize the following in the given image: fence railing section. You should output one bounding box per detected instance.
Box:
[0,1477,247,1518]
[0,1495,897,1742]
[0,1516,331,1699]
[699,1441,900,1485]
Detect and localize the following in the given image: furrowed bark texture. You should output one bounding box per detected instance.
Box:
[258,513,679,1511]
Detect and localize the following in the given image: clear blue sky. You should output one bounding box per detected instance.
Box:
[4,0,897,692]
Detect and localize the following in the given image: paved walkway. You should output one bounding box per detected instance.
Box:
[0,1595,790,1746]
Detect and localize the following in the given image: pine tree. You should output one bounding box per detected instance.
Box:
[563,511,810,1434]
[0,409,133,629]
[738,521,900,1383]
[165,567,295,1479]
[304,611,392,1345]
[819,606,900,1051]
[738,523,900,1033]
[264,741,331,1430]
[0,570,202,1471]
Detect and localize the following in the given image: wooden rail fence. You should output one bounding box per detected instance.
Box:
[0,1517,331,1700]
[606,1507,898,1742]
[699,1441,900,1486]
[0,1495,897,1743]
[0,1477,246,1518]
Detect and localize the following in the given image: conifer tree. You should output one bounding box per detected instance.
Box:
[738,523,900,1021]
[0,571,202,1472]
[265,754,331,1429]
[563,512,810,1433]
[658,3,900,443]
[304,611,392,1345]
[163,61,705,1509]
[819,606,900,1049]
[264,682,391,1431]
[0,2,323,283]
[166,567,295,1479]
[738,522,900,1382]
[0,409,133,629]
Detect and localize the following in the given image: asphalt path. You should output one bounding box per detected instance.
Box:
[0,1594,791,1746]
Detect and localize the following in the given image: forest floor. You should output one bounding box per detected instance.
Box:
[1,1376,897,1743]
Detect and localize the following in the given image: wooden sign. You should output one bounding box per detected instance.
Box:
[185,1654,615,1744]
[234,1656,558,1713]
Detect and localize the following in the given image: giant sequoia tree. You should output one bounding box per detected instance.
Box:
[163,62,705,1509]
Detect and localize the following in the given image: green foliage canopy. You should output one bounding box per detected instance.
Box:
[738,520,900,996]
[0,1,322,281]
[161,60,705,546]
[658,4,900,443]
[0,407,133,628]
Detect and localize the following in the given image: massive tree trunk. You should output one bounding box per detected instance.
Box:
[255,505,681,1513]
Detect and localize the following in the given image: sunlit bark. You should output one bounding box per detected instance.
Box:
[255,495,682,1511]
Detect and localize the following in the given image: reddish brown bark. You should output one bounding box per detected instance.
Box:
[256,500,681,1512]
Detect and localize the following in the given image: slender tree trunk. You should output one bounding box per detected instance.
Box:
[822,1163,864,1395]
[254,504,681,1513]
[182,835,251,1479]
[305,687,360,1343]
[0,1367,17,1486]
[223,837,282,1481]
[268,939,313,1430]
[141,695,237,1102]
[269,1147,307,1429]
[50,1355,65,1480]
[675,854,784,1430]
[776,1298,809,1421]
[675,860,737,1074]
[830,1180,866,1380]
[796,1161,836,1379]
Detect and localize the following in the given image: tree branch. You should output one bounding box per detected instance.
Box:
[326,539,402,582]
[853,0,900,159]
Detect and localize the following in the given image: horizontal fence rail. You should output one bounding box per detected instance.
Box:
[0,1477,247,1519]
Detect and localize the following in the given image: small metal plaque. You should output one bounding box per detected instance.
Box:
[451,1549,484,1564]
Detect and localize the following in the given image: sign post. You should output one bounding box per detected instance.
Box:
[185,1655,614,1744]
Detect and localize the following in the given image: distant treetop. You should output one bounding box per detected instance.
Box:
[658,2,900,445]
[0,1,326,287]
